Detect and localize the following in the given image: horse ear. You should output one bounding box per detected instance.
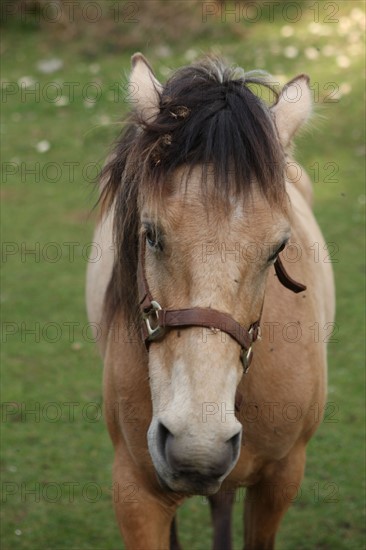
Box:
[271,75,312,148]
[130,53,162,122]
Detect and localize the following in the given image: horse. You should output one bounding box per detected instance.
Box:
[86,54,335,549]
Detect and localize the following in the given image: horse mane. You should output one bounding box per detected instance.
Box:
[100,56,286,329]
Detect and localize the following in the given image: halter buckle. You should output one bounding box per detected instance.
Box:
[142,301,165,340]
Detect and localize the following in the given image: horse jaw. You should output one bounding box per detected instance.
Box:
[130,53,162,122]
[271,75,312,149]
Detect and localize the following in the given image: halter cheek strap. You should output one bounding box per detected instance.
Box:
[274,255,306,294]
[137,240,306,373]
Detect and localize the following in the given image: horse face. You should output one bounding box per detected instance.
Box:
[127,53,310,494]
[141,169,290,494]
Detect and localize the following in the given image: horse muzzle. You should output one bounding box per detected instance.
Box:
[147,418,242,495]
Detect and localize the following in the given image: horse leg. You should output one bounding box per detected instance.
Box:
[169,516,182,550]
[209,489,236,550]
[113,443,180,550]
[244,444,306,550]
[169,490,235,550]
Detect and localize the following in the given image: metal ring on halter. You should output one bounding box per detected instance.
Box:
[240,346,253,374]
[142,301,165,340]
[240,326,255,374]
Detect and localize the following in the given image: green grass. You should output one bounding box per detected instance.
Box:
[1,1,365,548]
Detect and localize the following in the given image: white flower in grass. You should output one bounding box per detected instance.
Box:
[355,146,366,157]
[283,46,298,59]
[89,63,100,75]
[95,114,111,126]
[336,55,351,68]
[71,342,82,351]
[339,82,352,95]
[184,49,198,62]
[304,47,319,60]
[280,25,294,37]
[15,530,22,536]
[308,22,321,34]
[155,45,172,58]
[36,58,63,74]
[36,140,50,153]
[338,17,352,35]
[17,76,35,88]
[84,98,96,109]
[55,95,69,107]
[308,22,332,36]
[350,7,365,28]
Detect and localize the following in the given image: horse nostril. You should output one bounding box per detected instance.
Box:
[156,421,173,460]
[227,430,242,460]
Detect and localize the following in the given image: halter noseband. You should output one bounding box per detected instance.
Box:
[137,240,306,373]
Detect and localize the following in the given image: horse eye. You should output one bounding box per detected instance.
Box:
[268,240,287,262]
[144,225,163,252]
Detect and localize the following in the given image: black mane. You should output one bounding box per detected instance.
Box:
[100,56,286,327]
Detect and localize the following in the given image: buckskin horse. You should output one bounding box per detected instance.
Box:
[86,54,335,549]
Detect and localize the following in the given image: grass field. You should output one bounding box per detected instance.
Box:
[1,1,365,548]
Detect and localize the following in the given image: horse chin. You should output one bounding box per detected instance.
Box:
[149,443,223,495]
[155,468,222,496]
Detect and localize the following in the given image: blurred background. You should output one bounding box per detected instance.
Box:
[1,1,365,548]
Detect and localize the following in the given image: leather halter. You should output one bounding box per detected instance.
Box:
[137,240,306,373]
